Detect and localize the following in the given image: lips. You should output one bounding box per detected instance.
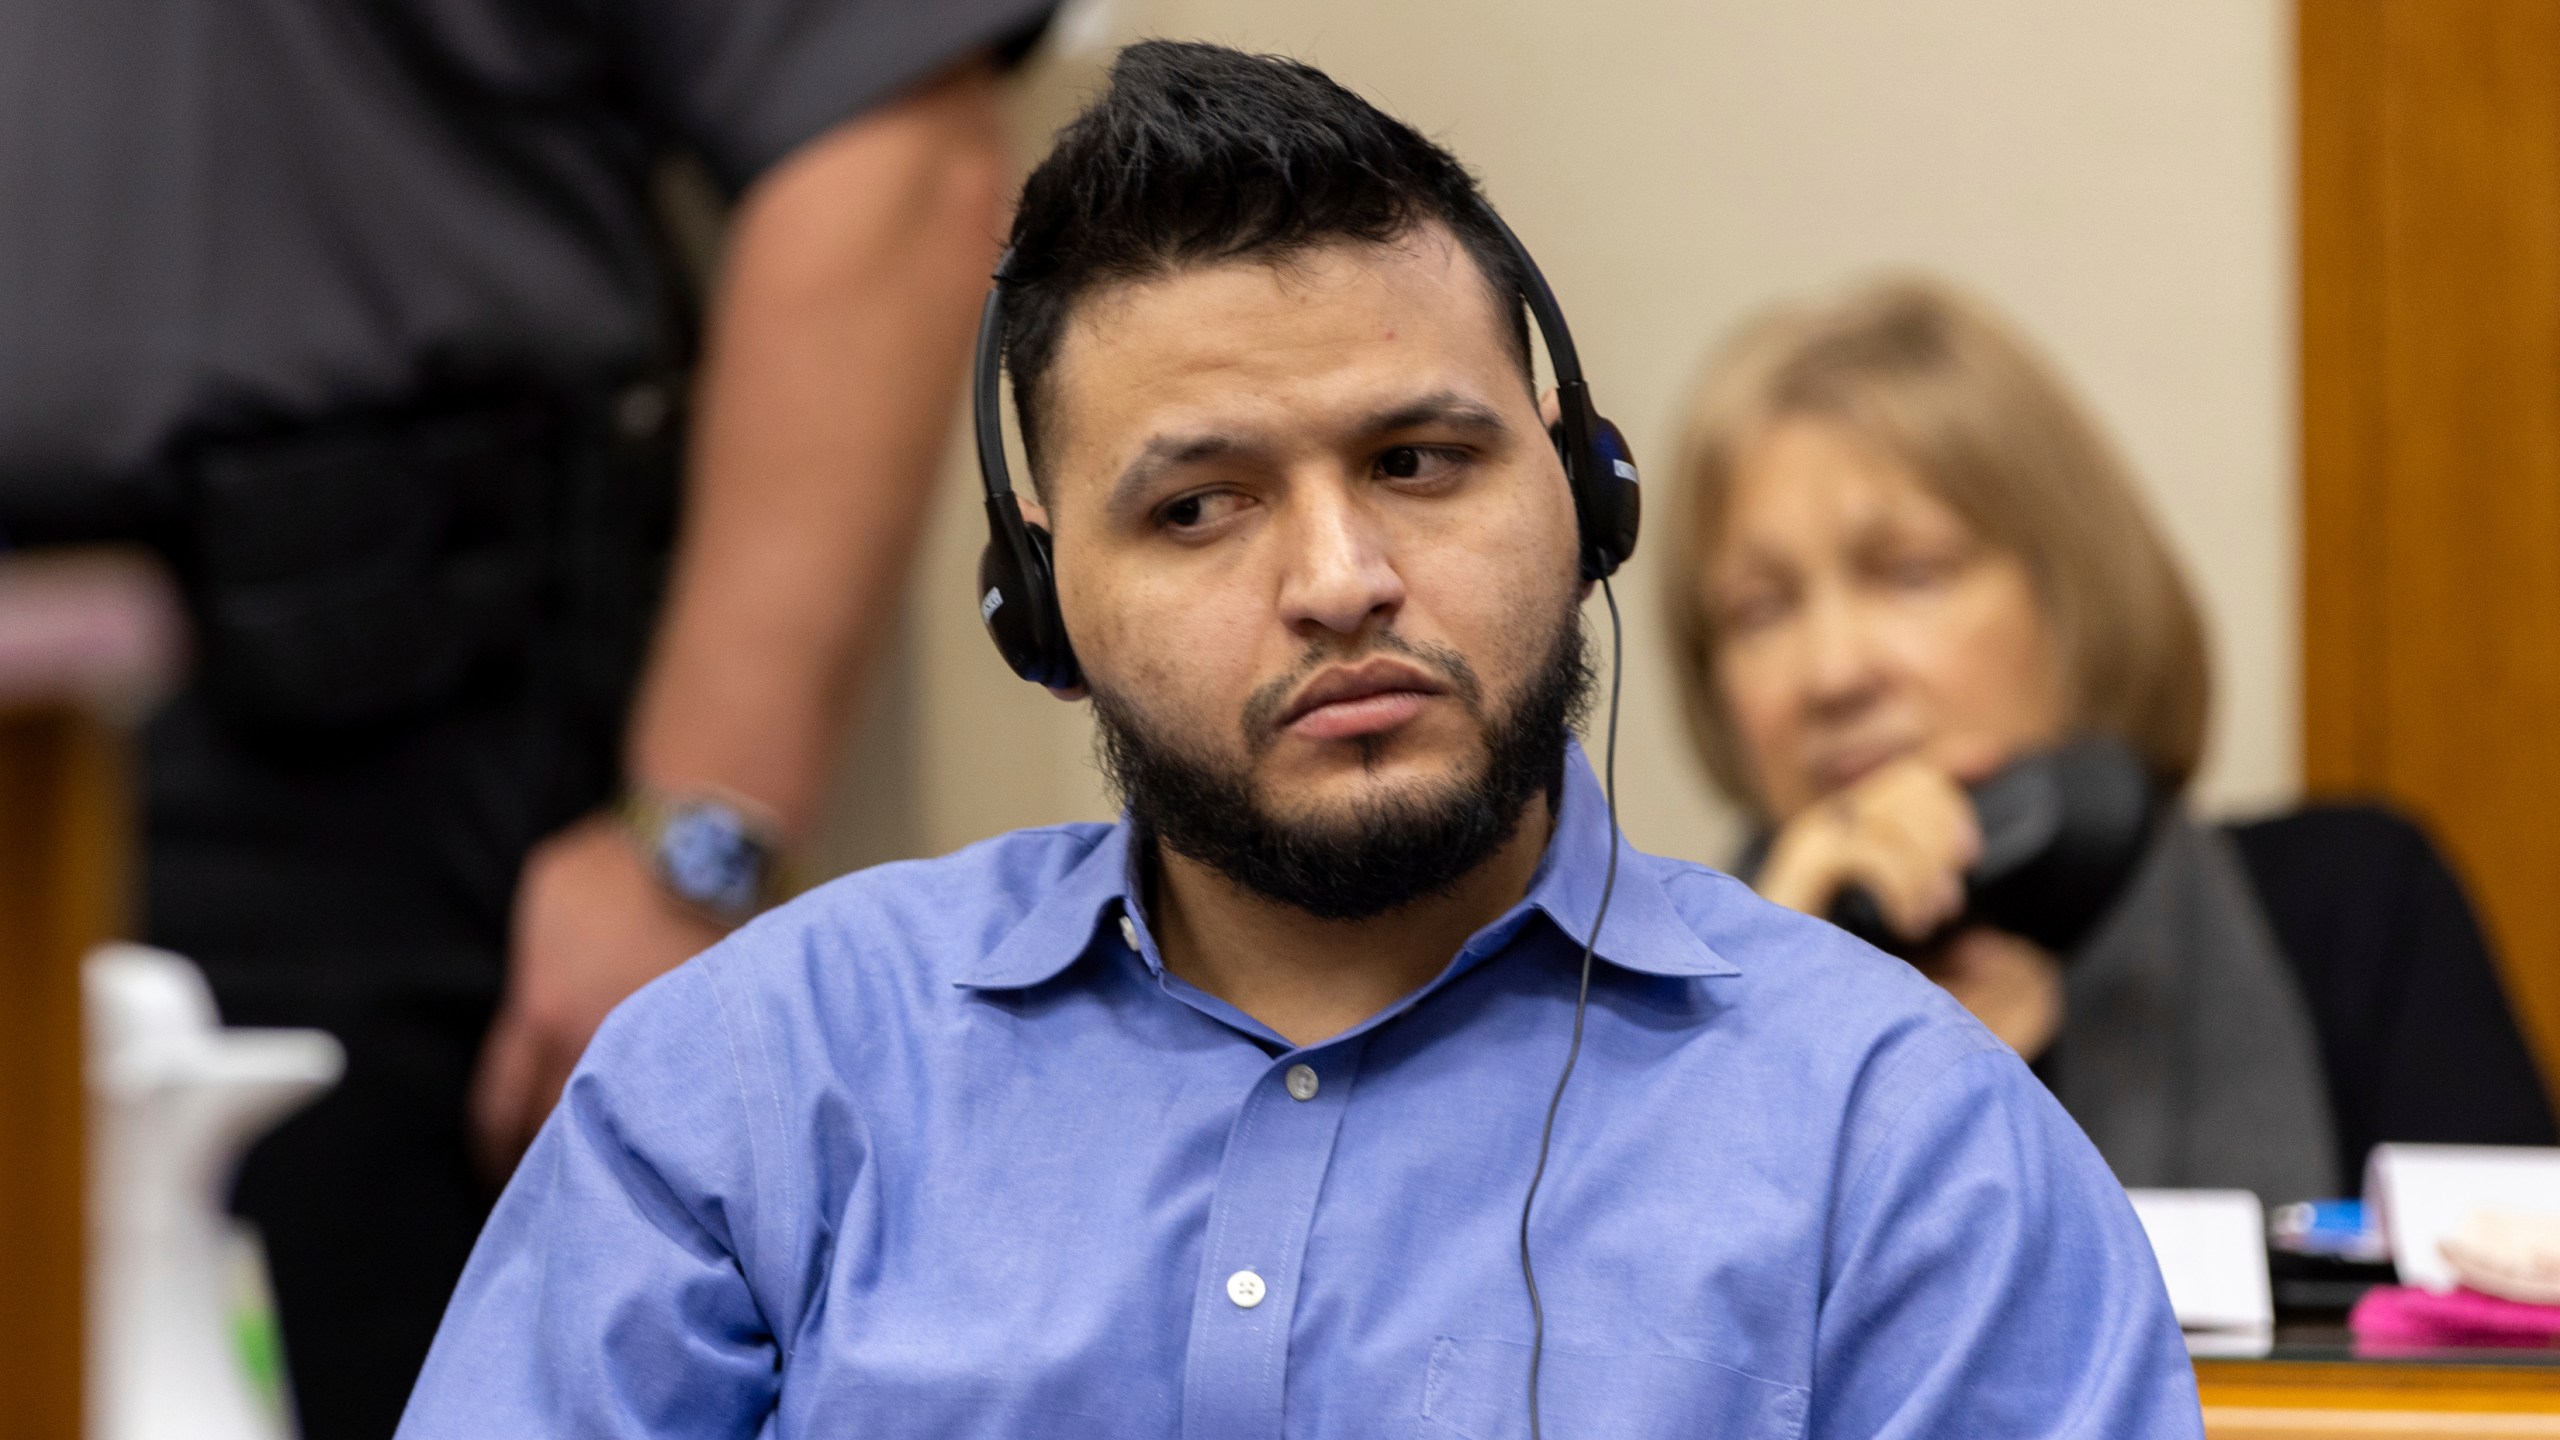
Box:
[1808,737,1917,795]
[1276,658,1448,742]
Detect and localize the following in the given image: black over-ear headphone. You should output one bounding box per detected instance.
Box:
[969,202,1641,689]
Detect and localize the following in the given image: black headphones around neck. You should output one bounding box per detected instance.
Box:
[970,202,1640,690]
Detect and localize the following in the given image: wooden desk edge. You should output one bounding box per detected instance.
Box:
[2199,1357,2560,1438]
[2205,1408,2560,1438]
[2197,1359,2560,1410]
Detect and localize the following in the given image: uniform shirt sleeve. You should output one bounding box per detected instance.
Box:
[395,965,781,1438]
[1812,1033,2204,1439]
[611,0,1059,190]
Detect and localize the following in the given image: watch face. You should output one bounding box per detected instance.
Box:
[660,803,764,918]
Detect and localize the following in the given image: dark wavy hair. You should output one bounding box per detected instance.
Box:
[1000,40,1532,493]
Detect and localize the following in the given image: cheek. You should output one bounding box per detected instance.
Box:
[1713,640,1801,758]
[1061,557,1264,742]
[1956,586,2062,712]
[1418,486,1580,636]
[1431,547,1577,693]
[1713,637,1819,815]
[1913,572,2067,766]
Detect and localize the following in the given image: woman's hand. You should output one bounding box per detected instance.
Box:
[1918,927,2065,1059]
[1755,756,1982,941]
[1755,757,2063,1057]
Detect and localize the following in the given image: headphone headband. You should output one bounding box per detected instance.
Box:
[1472,206,1585,388]
[970,284,1016,500]
[968,202,1639,688]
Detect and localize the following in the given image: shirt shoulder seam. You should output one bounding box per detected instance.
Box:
[700,959,789,1347]
[1834,1028,2013,1221]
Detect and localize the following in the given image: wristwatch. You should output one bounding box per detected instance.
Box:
[617,786,790,925]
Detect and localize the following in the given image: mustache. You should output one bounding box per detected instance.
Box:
[1237,631,1485,756]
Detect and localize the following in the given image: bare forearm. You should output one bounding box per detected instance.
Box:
[629,64,1008,837]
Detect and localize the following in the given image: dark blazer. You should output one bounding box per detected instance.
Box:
[2228,803,2558,1184]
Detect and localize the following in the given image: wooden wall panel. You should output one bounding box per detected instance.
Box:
[0,709,121,1440]
[2298,0,2387,787]
[2300,0,2560,1099]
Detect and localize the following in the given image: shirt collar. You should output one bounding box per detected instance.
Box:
[955,740,1735,991]
[956,821,1140,990]
[1521,741,1737,978]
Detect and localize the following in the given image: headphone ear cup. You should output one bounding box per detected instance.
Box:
[1553,414,1642,581]
[1020,520,1081,690]
[976,534,1037,681]
[1583,414,1641,578]
[976,509,1082,689]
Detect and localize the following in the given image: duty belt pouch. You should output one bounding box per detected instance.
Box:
[183,399,560,731]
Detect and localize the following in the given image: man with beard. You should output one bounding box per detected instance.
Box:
[398,41,2201,1440]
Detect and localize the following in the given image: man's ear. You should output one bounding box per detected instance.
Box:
[1538,387,1563,431]
[1046,682,1087,701]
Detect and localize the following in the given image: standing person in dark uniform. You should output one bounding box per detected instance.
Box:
[0,1,1054,1434]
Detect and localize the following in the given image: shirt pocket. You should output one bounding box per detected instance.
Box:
[1419,1335,1807,1440]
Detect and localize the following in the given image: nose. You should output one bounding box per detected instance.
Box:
[1274,478,1404,639]
[1799,578,1884,719]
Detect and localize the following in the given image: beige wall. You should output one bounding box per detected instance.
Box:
[814,0,2297,876]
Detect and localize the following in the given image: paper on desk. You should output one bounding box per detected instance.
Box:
[2125,1189,2273,1352]
[2367,1144,2560,1293]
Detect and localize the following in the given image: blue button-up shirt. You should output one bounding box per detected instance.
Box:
[400,747,2200,1439]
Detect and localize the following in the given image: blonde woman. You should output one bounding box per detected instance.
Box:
[1664,278,2552,1201]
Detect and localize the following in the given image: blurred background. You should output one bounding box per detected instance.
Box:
[838,0,2294,864]
[18,0,2560,1433]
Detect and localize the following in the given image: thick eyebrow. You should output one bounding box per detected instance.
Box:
[1360,390,1511,440]
[1108,433,1244,518]
[1105,390,1513,519]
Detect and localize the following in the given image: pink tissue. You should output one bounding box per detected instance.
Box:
[2350,1284,2560,1350]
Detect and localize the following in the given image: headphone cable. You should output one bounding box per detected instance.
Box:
[1519,576,1623,1440]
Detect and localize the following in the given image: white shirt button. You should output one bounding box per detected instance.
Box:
[1225,1269,1267,1309]
[1284,1064,1319,1102]
[1118,914,1139,949]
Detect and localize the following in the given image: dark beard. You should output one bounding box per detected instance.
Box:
[1091,611,1595,921]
